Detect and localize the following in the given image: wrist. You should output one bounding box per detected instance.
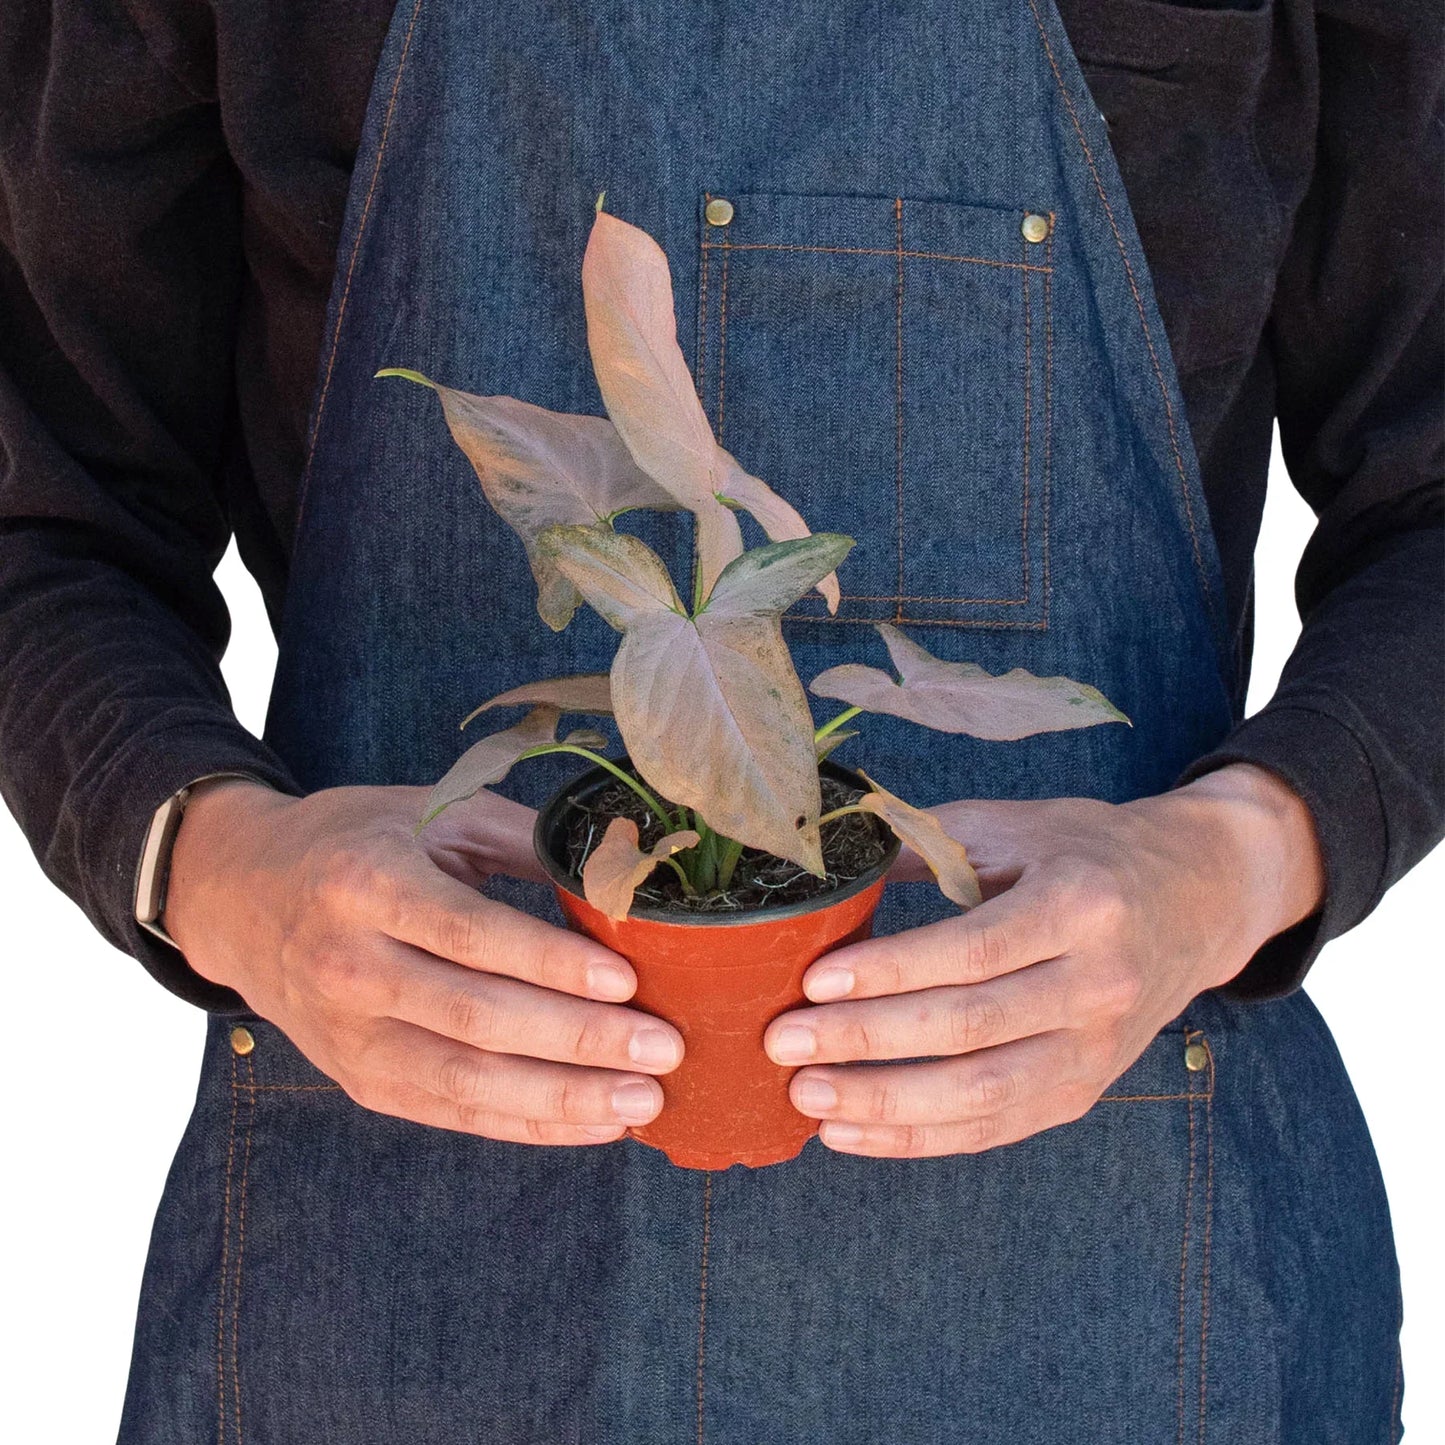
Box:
[163,777,289,946]
[1169,760,1327,952]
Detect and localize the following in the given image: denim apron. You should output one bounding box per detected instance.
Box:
[119,2,1405,1441]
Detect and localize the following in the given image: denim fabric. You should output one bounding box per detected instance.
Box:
[120,1,1403,1439]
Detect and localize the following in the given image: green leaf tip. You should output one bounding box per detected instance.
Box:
[374,367,437,388]
[595,189,607,214]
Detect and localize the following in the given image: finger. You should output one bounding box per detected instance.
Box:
[422,789,552,888]
[799,876,1065,1001]
[808,1033,1095,1155]
[347,1017,665,1127]
[766,956,1075,1067]
[349,1073,631,1145]
[349,849,638,1001]
[384,942,685,1075]
[786,1020,1081,1125]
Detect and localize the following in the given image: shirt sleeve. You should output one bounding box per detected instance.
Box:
[0,0,303,1012]
[1173,0,1444,999]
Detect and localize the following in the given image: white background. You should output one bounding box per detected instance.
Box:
[0,427,1439,1440]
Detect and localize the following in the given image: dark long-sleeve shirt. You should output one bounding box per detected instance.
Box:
[1,0,1441,1013]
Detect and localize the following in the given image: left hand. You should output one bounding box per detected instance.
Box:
[763,762,1326,1157]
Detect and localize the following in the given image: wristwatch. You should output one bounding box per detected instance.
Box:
[133,771,270,947]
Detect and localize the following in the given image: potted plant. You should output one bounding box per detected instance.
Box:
[382,195,1128,1170]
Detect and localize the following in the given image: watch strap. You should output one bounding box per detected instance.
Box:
[133,771,270,947]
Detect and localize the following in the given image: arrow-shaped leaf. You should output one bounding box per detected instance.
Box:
[581,816,702,920]
[541,526,853,873]
[459,673,613,730]
[378,369,680,629]
[810,622,1131,739]
[417,704,561,830]
[855,772,983,909]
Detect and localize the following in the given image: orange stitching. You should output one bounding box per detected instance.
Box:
[699,240,1052,274]
[894,198,905,616]
[1042,219,1053,625]
[1097,1092,1210,1103]
[234,1083,342,1092]
[717,238,731,444]
[1020,236,1032,602]
[696,1174,713,1445]
[788,614,1051,629]
[697,197,711,404]
[294,0,426,526]
[1023,0,1219,630]
[230,1054,255,1443]
[1177,1079,1197,1445]
[217,1050,238,1445]
[1198,1039,1216,1444]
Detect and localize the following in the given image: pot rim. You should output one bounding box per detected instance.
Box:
[533,756,902,928]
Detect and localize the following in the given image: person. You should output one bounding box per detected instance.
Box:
[0,0,1439,1440]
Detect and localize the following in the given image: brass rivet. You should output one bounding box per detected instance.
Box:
[1184,1041,1209,1073]
[231,1026,256,1057]
[1021,212,1050,243]
[704,197,735,226]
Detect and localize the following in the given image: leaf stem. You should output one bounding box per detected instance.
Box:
[817,802,866,828]
[515,743,675,830]
[715,836,746,891]
[814,705,863,743]
[659,854,697,894]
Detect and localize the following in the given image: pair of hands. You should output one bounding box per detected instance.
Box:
[166,763,1323,1157]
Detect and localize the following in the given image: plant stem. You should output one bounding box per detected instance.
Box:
[659,855,697,894]
[814,705,863,743]
[817,802,866,828]
[715,836,746,891]
[516,743,675,831]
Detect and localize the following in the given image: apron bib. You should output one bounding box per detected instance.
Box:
[120,2,1402,1440]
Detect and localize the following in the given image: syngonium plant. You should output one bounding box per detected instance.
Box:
[382,194,1130,920]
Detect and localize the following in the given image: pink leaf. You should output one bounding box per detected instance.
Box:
[581,817,702,920]
[855,773,983,909]
[459,674,613,730]
[811,623,1131,740]
[419,705,560,829]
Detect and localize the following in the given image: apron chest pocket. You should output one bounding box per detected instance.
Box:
[694,189,1053,630]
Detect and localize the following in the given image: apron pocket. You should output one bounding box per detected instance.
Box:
[694,189,1053,630]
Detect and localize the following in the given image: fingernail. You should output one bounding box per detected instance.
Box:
[794,1077,837,1113]
[822,1122,863,1146]
[770,1025,816,1063]
[612,1080,659,1123]
[628,1028,680,1068]
[587,963,634,1000]
[807,967,854,1001]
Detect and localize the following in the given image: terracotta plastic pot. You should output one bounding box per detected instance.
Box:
[534,759,900,1171]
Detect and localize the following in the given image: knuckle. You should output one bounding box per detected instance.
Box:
[947,992,1008,1051]
[444,985,499,1047]
[1086,961,1143,1019]
[311,942,368,1003]
[435,1050,489,1107]
[957,1113,1000,1153]
[951,922,1009,983]
[432,904,483,966]
[965,1065,1018,1114]
[314,847,380,915]
[454,1101,491,1136]
[865,1078,903,1124]
[520,1114,550,1146]
[566,1007,616,1065]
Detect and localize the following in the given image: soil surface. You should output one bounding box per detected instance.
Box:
[557,767,894,915]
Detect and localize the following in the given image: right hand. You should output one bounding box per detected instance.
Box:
[164,777,684,1146]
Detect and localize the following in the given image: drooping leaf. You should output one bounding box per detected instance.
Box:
[542,526,853,873]
[810,622,1131,740]
[715,448,840,614]
[581,816,702,920]
[417,705,562,829]
[377,369,680,629]
[855,772,983,909]
[580,209,745,602]
[459,673,613,730]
